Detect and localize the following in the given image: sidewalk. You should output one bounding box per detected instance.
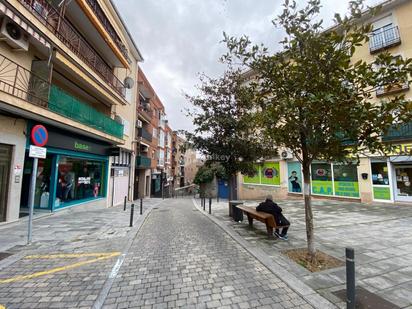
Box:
[0,199,158,253]
[197,198,412,308]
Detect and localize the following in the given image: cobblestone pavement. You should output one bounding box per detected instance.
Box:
[207,198,412,308]
[103,199,314,309]
[0,199,160,309]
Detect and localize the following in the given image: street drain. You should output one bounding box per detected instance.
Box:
[333,287,400,309]
[0,252,12,261]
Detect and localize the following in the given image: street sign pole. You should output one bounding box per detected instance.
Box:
[27,157,38,244]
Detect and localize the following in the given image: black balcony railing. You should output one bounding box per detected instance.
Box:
[85,0,129,63]
[0,53,123,138]
[138,127,152,142]
[382,122,412,142]
[0,53,49,108]
[369,26,401,53]
[20,0,126,98]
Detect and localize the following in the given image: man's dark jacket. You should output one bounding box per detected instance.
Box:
[256,199,283,223]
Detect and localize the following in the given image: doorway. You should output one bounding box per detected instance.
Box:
[0,144,12,222]
[394,165,412,202]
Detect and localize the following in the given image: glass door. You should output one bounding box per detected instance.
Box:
[394,165,412,202]
[0,144,12,222]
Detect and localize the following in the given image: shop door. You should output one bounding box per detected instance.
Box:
[394,165,412,202]
[133,169,139,200]
[218,179,229,199]
[0,144,12,222]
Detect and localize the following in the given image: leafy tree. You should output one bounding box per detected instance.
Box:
[194,162,228,185]
[223,0,412,259]
[186,68,276,200]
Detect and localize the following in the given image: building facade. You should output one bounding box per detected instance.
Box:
[239,0,412,205]
[134,68,174,198]
[184,147,199,186]
[0,0,142,223]
[172,132,186,189]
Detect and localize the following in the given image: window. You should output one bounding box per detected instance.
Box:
[243,162,280,186]
[153,128,157,138]
[369,15,400,52]
[371,162,389,185]
[311,163,333,195]
[56,157,104,206]
[333,164,359,197]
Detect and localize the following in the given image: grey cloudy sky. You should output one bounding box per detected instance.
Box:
[114,0,379,132]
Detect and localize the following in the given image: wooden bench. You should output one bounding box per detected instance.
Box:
[236,205,290,237]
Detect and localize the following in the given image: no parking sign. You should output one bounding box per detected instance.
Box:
[31,125,48,147]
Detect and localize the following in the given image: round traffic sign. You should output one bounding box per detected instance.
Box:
[31,125,48,147]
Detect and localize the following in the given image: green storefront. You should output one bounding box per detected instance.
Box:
[287,161,360,198]
[20,123,111,212]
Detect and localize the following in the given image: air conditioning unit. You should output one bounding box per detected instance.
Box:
[136,120,142,128]
[280,150,293,160]
[0,17,29,51]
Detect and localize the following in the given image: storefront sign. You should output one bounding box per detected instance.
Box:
[78,177,91,184]
[334,181,360,197]
[312,180,333,195]
[373,186,391,200]
[29,145,47,159]
[44,125,112,156]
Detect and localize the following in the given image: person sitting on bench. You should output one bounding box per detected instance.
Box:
[256,195,290,240]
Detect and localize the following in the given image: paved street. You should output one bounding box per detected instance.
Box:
[0,198,324,308]
[207,198,412,308]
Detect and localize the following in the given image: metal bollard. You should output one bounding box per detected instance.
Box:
[130,204,134,227]
[123,196,127,211]
[209,198,211,214]
[140,198,143,215]
[346,247,356,309]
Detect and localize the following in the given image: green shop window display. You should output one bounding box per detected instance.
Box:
[371,162,391,200]
[311,163,333,195]
[243,162,280,186]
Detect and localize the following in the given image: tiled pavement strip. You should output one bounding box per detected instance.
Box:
[200,198,412,309]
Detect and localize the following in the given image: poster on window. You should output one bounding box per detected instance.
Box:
[243,165,260,184]
[260,162,280,185]
[311,163,333,195]
[287,162,302,193]
[333,164,360,197]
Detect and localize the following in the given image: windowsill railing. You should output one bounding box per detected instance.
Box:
[369,26,401,53]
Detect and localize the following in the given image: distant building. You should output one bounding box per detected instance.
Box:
[184,148,200,185]
[172,133,186,189]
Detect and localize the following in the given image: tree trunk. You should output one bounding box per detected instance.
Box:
[302,163,315,261]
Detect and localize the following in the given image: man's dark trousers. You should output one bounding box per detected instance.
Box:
[275,214,290,236]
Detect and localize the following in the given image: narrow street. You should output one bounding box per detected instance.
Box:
[0,199,314,309]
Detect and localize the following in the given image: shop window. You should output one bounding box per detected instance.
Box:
[287,162,302,193]
[311,163,333,195]
[243,162,280,186]
[56,156,104,207]
[333,164,360,197]
[371,162,389,185]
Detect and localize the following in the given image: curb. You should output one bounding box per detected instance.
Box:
[192,199,337,309]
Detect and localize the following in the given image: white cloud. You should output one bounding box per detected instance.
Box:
[114,0,378,133]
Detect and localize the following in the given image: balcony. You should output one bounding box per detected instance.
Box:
[137,104,153,122]
[136,155,152,169]
[376,82,409,97]
[382,122,412,142]
[84,0,129,63]
[137,127,152,142]
[19,0,126,98]
[49,85,124,138]
[369,26,401,54]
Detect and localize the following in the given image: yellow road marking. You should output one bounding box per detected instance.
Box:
[25,252,120,259]
[0,252,120,284]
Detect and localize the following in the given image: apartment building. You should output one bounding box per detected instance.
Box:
[172,132,186,189]
[134,68,173,198]
[184,147,199,186]
[239,0,412,205]
[0,0,142,223]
